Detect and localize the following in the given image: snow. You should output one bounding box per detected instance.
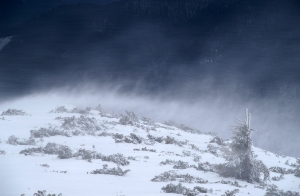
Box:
[0,96,299,196]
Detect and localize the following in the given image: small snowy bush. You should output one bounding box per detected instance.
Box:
[221,189,239,196]
[50,106,68,113]
[269,166,294,175]
[6,135,35,145]
[151,170,208,184]
[91,164,130,176]
[114,133,143,144]
[57,145,73,159]
[33,190,62,196]
[101,153,130,166]
[161,183,210,196]
[161,183,195,195]
[119,110,139,125]
[20,147,44,156]
[209,136,226,146]
[0,150,5,155]
[265,184,300,196]
[271,174,284,181]
[1,109,27,116]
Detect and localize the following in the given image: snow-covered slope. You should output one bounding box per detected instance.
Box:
[0,102,299,196]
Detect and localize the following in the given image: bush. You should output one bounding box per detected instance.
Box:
[209,136,226,146]
[30,127,71,138]
[147,134,164,143]
[269,167,294,175]
[160,159,191,169]
[33,190,62,196]
[119,110,139,125]
[6,135,35,145]
[50,106,69,113]
[161,183,207,196]
[1,109,27,116]
[20,143,72,159]
[271,174,284,181]
[221,189,239,196]
[161,183,194,195]
[101,153,130,166]
[113,133,143,144]
[43,143,61,154]
[58,146,73,159]
[91,164,130,176]
[72,149,130,166]
[20,147,44,156]
[151,170,208,184]
[73,149,97,160]
[265,184,300,196]
[0,150,5,155]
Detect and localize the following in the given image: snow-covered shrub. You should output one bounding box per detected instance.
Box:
[73,149,97,160]
[6,135,36,145]
[165,136,188,146]
[151,170,208,184]
[221,189,239,196]
[216,110,269,183]
[218,180,242,188]
[271,174,284,181]
[100,153,130,166]
[173,160,190,169]
[119,110,139,125]
[141,117,155,126]
[141,147,156,152]
[182,150,191,157]
[40,164,49,168]
[265,184,300,196]
[189,144,201,152]
[20,147,44,156]
[269,166,294,175]
[33,190,62,196]
[57,145,73,159]
[1,109,27,116]
[91,164,130,176]
[160,159,176,165]
[193,155,201,162]
[0,150,5,155]
[147,134,164,143]
[207,144,220,156]
[160,159,191,169]
[194,162,214,172]
[295,166,300,177]
[161,183,201,196]
[20,142,72,158]
[114,133,143,144]
[209,136,225,146]
[50,106,68,113]
[30,127,71,138]
[61,115,101,135]
[161,183,192,195]
[193,186,210,193]
[43,143,61,154]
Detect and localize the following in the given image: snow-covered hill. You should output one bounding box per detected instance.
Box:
[0,99,299,196]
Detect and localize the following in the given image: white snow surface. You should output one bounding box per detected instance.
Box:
[0,97,299,196]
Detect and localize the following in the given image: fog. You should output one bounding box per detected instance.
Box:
[1,82,299,158]
[1,0,300,159]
